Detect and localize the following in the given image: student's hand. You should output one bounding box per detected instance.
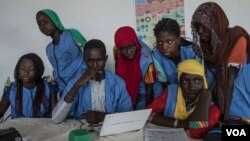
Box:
[198,89,212,103]
[188,89,211,122]
[85,111,106,124]
[76,70,99,86]
[88,69,104,81]
[85,111,98,124]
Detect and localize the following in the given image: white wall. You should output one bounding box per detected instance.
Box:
[0,0,250,97]
[184,0,250,39]
[0,0,136,96]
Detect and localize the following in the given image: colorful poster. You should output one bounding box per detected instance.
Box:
[135,0,185,48]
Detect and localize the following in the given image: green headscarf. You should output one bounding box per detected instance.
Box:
[39,9,86,48]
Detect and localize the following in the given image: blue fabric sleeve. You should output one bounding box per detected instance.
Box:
[117,79,133,112]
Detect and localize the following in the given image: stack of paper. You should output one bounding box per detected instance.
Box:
[145,128,189,141]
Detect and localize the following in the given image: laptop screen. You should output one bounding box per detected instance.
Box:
[97,109,152,136]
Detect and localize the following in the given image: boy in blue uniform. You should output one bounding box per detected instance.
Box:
[52,39,132,124]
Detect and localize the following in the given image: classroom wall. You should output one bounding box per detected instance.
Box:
[184,0,250,39]
[0,0,136,96]
[0,0,250,98]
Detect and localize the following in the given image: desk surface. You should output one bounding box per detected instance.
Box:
[0,118,200,141]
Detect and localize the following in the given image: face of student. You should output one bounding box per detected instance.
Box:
[179,73,204,104]
[36,12,56,36]
[194,23,213,58]
[195,23,211,43]
[19,58,37,85]
[85,48,108,72]
[119,44,137,60]
[156,31,180,58]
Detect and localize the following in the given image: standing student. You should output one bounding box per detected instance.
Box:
[114,26,158,110]
[148,59,220,139]
[52,39,132,124]
[36,9,87,96]
[0,53,57,118]
[191,2,250,122]
[152,18,203,90]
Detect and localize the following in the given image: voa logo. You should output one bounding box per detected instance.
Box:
[226,129,246,136]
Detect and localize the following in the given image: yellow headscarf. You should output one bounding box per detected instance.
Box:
[174,59,208,120]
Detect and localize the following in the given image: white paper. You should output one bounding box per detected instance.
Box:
[145,128,189,141]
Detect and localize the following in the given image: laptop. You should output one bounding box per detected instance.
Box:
[92,109,152,136]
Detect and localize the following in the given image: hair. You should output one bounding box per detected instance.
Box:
[14,53,46,117]
[154,18,192,46]
[84,39,106,56]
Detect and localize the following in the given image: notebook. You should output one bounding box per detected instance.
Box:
[92,109,152,136]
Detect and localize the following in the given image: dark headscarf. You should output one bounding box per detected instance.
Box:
[191,2,250,113]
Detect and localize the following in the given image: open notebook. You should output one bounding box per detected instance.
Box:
[92,109,152,136]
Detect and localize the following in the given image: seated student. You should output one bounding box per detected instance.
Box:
[52,39,133,124]
[147,59,220,139]
[114,26,161,110]
[0,53,57,119]
[36,9,87,96]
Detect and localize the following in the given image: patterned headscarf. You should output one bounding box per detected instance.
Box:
[174,59,207,120]
[191,2,228,64]
[114,26,142,105]
[38,9,87,48]
[191,2,250,113]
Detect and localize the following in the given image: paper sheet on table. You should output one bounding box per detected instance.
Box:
[145,128,189,141]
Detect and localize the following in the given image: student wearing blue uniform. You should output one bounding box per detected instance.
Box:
[52,39,132,124]
[152,18,202,90]
[0,53,57,118]
[114,26,161,110]
[36,9,87,96]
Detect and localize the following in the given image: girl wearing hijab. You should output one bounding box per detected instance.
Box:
[36,9,87,96]
[148,59,220,139]
[114,26,159,110]
[191,2,250,123]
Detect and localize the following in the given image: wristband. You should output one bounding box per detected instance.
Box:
[189,121,208,128]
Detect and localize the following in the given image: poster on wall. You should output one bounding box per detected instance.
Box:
[135,0,185,48]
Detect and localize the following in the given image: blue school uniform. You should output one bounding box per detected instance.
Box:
[4,81,54,118]
[152,45,197,84]
[228,56,250,119]
[163,84,178,117]
[46,30,86,95]
[152,45,216,89]
[135,41,162,110]
[62,70,133,118]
